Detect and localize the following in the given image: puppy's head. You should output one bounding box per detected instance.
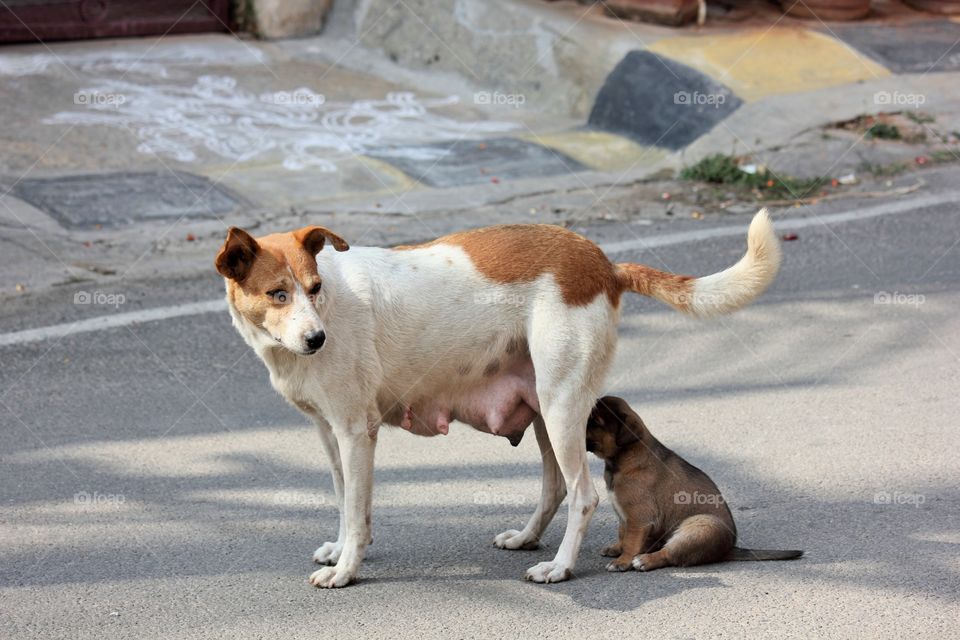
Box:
[215,225,349,356]
[585,396,646,460]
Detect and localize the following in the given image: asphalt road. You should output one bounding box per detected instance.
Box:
[1,184,958,639]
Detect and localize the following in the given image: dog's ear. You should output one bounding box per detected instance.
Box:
[614,414,645,448]
[215,227,260,282]
[598,397,645,447]
[295,226,350,255]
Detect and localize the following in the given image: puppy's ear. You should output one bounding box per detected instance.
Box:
[614,414,645,448]
[215,227,259,282]
[295,226,350,255]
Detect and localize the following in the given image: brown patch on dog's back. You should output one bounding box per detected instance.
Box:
[397,225,622,306]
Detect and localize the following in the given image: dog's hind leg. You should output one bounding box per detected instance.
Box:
[312,417,346,566]
[633,514,734,571]
[309,419,377,588]
[494,416,566,550]
[522,295,617,583]
[523,394,598,583]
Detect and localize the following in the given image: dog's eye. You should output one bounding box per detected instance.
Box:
[308,283,322,296]
[267,289,289,304]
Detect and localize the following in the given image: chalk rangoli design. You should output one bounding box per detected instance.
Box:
[43,74,517,171]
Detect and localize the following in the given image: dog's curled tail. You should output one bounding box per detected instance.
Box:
[615,209,781,317]
[728,547,804,562]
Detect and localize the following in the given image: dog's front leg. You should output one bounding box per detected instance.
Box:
[309,419,376,588]
[312,418,346,566]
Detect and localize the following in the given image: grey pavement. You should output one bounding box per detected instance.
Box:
[1,180,958,638]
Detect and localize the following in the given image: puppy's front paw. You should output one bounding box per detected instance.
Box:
[494,529,539,551]
[312,541,344,565]
[524,561,572,583]
[600,543,622,557]
[605,557,633,572]
[309,566,355,588]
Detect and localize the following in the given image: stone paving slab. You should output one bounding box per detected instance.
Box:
[367,137,586,188]
[13,171,245,229]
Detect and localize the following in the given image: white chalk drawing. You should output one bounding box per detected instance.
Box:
[44,75,518,171]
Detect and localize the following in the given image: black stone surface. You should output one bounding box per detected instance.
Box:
[588,50,742,150]
[828,21,960,73]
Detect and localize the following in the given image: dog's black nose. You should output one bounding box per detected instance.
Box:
[305,331,326,351]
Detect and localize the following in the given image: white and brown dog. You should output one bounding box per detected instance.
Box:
[215,211,781,588]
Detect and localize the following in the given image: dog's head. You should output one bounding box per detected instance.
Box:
[585,396,646,459]
[215,225,349,356]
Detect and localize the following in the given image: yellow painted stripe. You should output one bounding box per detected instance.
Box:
[201,155,420,205]
[648,28,890,101]
[355,155,421,191]
[523,130,667,173]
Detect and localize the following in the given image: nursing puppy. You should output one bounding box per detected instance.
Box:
[586,396,802,572]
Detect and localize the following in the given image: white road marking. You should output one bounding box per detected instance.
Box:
[599,188,958,254]
[0,299,226,348]
[0,190,954,348]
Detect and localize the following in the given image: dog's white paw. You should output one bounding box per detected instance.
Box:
[494,529,540,550]
[524,561,572,583]
[312,541,344,565]
[309,566,355,588]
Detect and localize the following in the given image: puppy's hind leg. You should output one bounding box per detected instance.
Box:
[633,514,734,572]
[495,416,566,550]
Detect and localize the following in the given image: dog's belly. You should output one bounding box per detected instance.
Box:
[394,358,540,443]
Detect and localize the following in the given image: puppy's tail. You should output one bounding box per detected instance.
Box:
[615,209,781,317]
[728,547,804,561]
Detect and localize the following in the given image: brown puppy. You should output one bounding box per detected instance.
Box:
[585,396,803,572]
